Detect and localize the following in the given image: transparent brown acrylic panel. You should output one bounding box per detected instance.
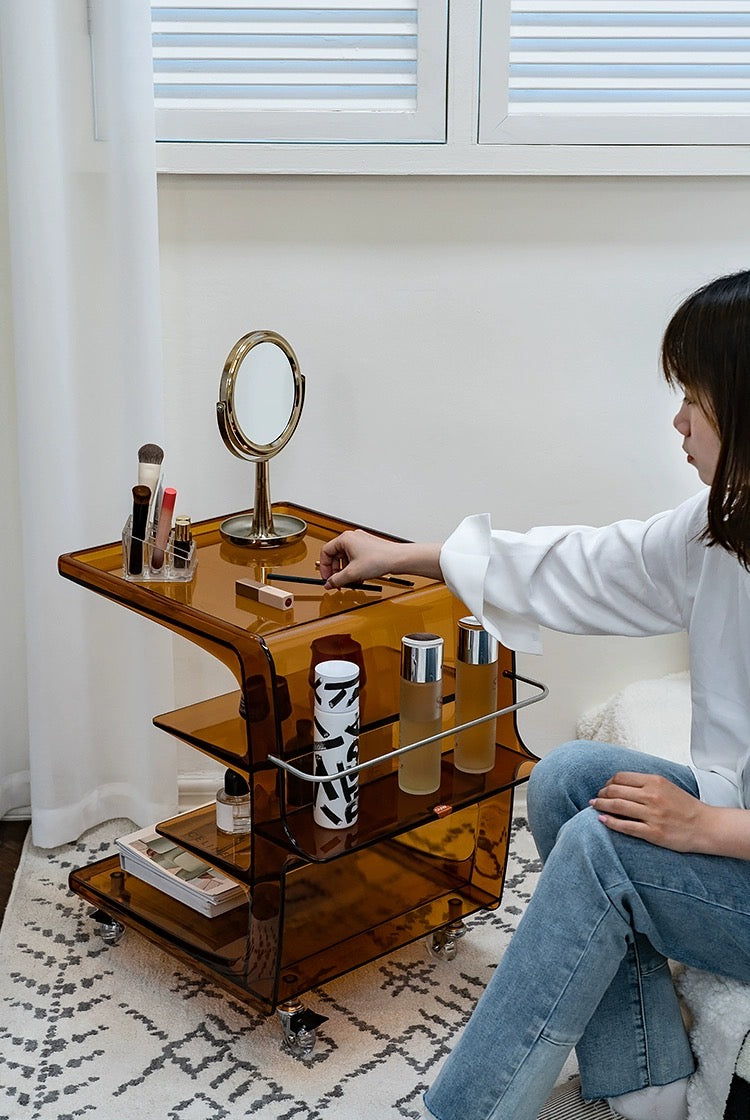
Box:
[71,786,516,1012]
[60,503,539,1014]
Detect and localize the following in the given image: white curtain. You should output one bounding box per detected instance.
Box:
[1,0,178,846]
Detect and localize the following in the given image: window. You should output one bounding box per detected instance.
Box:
[480,0,750,145]
[152,1,448,143]
[152,0,750,174]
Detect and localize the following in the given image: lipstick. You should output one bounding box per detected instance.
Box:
[172,515,192,569]
[236,578,294,610]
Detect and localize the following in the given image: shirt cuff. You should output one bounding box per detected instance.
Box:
[440,513,543,655]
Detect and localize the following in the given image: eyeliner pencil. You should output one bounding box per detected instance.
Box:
[314,561,414,588]
[266,573,382,593]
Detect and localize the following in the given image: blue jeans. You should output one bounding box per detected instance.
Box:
[424,741,750,1120]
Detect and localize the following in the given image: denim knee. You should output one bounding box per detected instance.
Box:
[527,740,596,857]
[528,740,593,806]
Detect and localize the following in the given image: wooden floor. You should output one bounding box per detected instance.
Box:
[0,821,30,925]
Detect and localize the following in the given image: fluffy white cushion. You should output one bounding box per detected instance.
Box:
[576,671,691,765]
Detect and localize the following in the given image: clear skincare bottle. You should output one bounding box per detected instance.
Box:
[216,768,251,834]
[398,633,444,795]
[454,616,499,774]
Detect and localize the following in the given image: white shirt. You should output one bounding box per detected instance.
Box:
[439,490,750,809]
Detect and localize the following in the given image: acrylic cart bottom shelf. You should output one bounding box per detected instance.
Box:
[68,790,516,1023]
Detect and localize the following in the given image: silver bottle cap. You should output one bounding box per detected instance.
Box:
[401,632,443,683]
[457,616,498,666]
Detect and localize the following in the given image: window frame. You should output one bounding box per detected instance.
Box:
[154,0,750,175]
[152,0,449,146]
[478,0,750,147]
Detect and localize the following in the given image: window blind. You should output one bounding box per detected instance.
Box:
[481,0,750,145]
[152,0,448,143]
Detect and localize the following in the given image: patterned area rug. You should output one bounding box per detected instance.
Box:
[0,816,543,1120]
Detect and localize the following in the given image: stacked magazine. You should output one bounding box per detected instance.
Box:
[116,824,246,918]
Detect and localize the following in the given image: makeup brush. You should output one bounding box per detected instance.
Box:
[128,485,151,576]
[137,443,164,497]
[138,442,164,530]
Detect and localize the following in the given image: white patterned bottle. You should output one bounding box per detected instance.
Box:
[312,659,360,829]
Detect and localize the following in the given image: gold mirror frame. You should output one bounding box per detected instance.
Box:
[216,330,306,548]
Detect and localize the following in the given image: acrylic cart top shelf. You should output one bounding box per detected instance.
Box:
[58,501,433,639]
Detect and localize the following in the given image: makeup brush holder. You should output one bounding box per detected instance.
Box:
[122,516,197,582]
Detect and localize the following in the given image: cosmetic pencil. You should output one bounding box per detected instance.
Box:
[314,561,413,588]
[267,573,382,593]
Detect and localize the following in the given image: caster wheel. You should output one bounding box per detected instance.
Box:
[277,1001,328,1058]
[89,908,126,945]
[427,928,459,961]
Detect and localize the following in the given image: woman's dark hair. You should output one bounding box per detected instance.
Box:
[661,269,750,567]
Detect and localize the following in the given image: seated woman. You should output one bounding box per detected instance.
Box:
[319,270,750,1120]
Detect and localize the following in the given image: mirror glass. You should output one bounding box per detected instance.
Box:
[217,330,306,548]
[234,341,296,448]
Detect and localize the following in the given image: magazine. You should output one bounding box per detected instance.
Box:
[116,824,245,918]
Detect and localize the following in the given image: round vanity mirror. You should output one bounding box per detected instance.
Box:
[216,330,306,547]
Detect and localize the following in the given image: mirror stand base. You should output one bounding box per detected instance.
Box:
[219,512,307,548]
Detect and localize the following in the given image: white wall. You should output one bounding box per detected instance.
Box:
[157,174,749,784]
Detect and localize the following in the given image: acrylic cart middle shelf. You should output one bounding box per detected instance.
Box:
[154,672,547,869]
[59,500,544,1040]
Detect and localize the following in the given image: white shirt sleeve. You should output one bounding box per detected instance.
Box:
[439,493,706,654]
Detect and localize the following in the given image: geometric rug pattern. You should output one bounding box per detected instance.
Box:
[0,816,542,1120]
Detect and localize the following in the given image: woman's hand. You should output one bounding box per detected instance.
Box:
[589,771,706,852]
[591,773,750,860]
[319,532,443,589]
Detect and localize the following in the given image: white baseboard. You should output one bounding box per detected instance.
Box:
[4,775,527,824]
[180,777,530,817]
[2,806,31,821]
[177,774,221,813]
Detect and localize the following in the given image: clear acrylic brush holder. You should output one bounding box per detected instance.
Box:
[122,515,197,582]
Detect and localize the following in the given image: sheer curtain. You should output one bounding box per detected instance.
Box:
[1,0,177,846]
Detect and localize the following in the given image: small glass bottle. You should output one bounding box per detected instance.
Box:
[398,633,444,796]
[216,768,251,834]
[454,616,499,774]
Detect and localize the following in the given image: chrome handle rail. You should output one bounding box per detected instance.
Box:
[267,670,548,785]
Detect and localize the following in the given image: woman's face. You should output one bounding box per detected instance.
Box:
[673,393,721,485]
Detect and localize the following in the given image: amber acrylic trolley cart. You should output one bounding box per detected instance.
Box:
[58,502,545,1054]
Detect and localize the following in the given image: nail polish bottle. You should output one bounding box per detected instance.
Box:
[454,616,499,774]
[398,633,444,796]
[216,769,251,834]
